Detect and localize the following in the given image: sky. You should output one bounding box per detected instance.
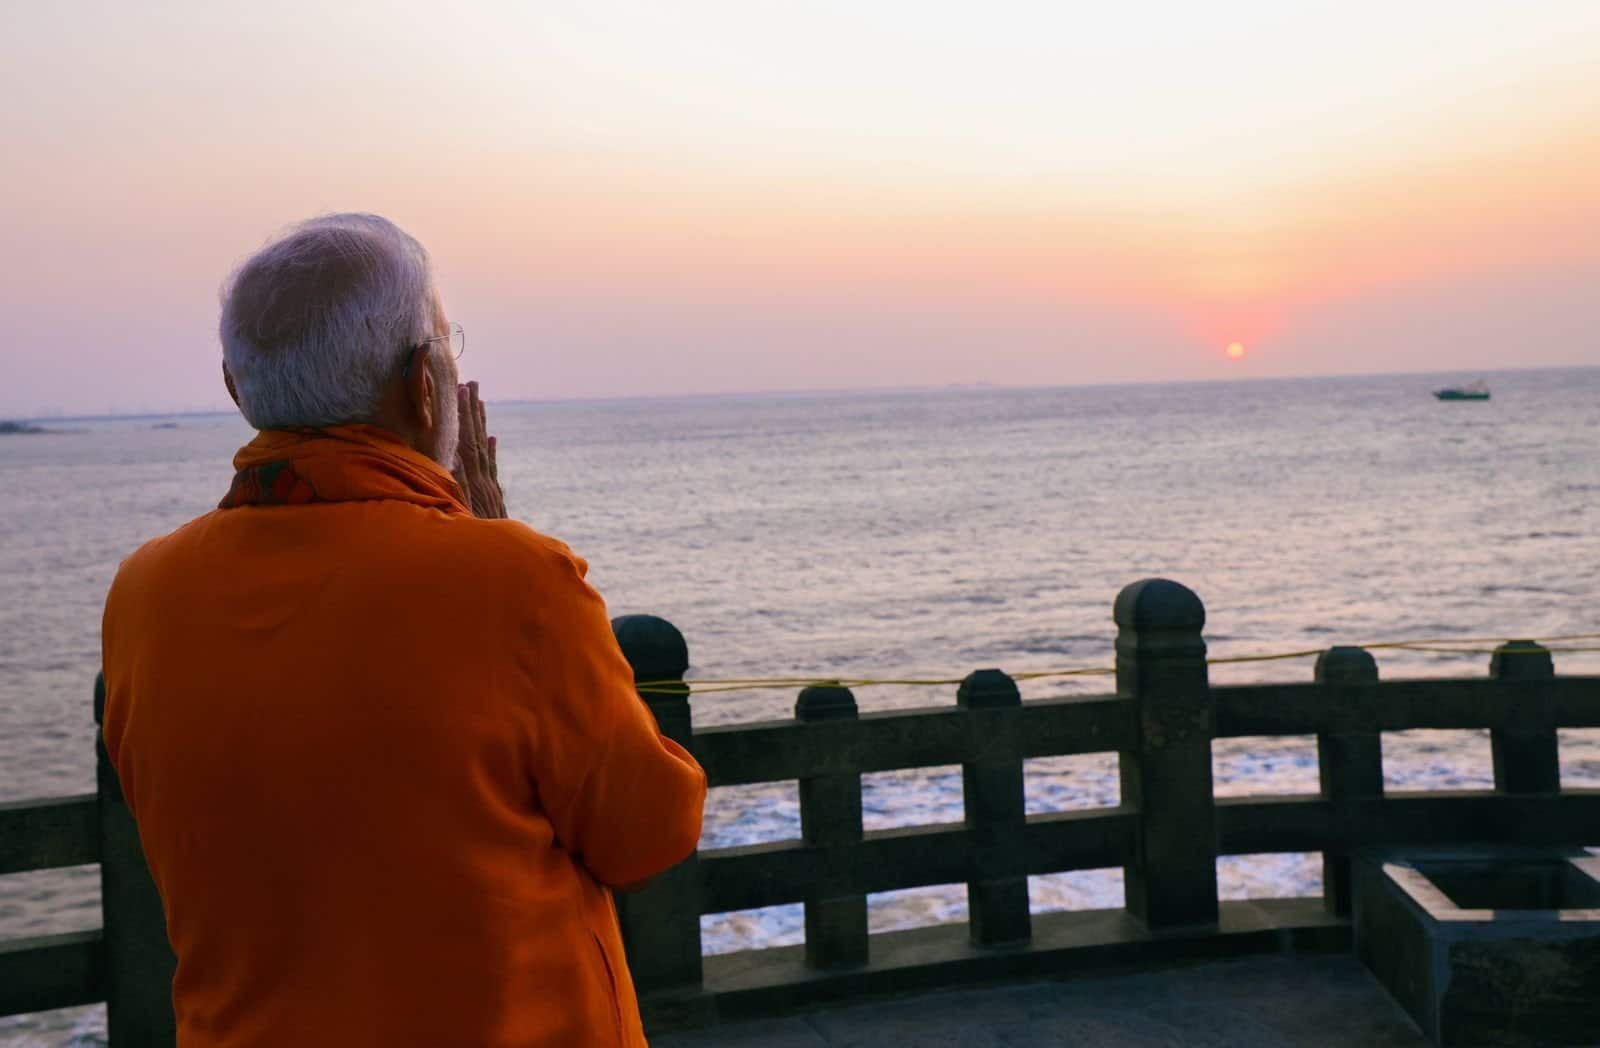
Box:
[3,1,1599,417]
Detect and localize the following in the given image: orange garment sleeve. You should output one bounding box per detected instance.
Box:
[518,542,706,888]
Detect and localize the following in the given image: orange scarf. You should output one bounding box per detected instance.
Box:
[219,425,468,515]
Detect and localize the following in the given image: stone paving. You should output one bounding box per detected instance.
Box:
[654,954,1431,1047]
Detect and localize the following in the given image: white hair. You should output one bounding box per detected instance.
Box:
[220,213,439,430]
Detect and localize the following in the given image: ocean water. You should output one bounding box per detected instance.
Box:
[3,368,1599,1044]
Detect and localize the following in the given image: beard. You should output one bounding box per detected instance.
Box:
[428,353,460,470]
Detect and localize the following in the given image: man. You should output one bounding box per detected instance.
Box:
[100,213,706,1047]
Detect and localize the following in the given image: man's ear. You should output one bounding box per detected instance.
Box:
[406,345,435,432]
[222,363,240,407]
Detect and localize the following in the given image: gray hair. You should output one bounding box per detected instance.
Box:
[220,213,438,429]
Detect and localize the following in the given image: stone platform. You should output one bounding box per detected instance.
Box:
[655,954,1431,1047]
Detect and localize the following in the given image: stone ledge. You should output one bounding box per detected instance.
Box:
[643,897,1348,1033]
[653,952,1424,1047]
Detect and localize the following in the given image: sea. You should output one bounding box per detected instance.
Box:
[3,367,1599,1045]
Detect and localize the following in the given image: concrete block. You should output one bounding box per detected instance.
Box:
[1354,846,1600,1046]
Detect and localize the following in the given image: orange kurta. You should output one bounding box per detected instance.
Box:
[101,425,706,1047]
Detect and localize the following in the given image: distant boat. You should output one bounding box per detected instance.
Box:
[1433,380,1490,401]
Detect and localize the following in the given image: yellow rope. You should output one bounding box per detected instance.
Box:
[1010,667,1118,680]
[1206,649,1329,665]
[632,632,1600,696]
[1362,632,1600,649]
[1377,643,1600,656]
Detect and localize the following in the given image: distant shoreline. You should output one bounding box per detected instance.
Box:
[9,362,1598,425]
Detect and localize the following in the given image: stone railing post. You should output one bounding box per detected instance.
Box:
[94,671,178,1046]
[1115,579,1218,929]
[958,669,1031,946]
[795,683,868,969]
[1315,646,1382,915]
[610,615,703,994]
[1490,640,1559,795]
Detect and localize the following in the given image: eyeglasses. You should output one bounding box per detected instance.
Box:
[402,322,465,379]
[417,322,465,361]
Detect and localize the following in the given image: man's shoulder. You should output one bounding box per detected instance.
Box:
[423,518,604,638]
[431,516,591,585]
[103,512,245,638]
[110,511,224,588]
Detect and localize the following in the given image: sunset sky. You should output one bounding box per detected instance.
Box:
[3,1,1599,417]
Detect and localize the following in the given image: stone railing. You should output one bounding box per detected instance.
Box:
[3,579,1598,1041]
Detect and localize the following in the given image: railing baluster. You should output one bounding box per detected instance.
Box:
[95,670,178,1046]
[796,683,868,969]
[959,669,1031,946]
[1490,640,1559,794]
[1115,579,1219,929]
[1315,646,1382,916]
[611,615,704,994]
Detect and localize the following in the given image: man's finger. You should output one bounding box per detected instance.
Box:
[469,381,486,445]
[470,386,486,450]
[458,393,481,474]
[457,386,478,450]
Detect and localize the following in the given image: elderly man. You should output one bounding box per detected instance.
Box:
[100,213,706,1047]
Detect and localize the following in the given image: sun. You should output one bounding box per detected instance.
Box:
[1225,342,1246,360]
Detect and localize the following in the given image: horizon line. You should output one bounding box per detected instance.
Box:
[10,362,1597,425]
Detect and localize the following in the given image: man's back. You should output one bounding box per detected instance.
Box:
[102,426,706,1047]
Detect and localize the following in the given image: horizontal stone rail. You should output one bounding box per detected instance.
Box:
[1214,792,1600,852]
[2,579,1598,1042]
[1213,677,1600,735]
[0,796,104,1017]
[0,795,99,875]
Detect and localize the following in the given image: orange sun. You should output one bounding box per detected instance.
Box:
[1225,342,1246,360]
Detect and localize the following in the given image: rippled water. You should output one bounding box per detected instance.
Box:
[4,368,1599,1044]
